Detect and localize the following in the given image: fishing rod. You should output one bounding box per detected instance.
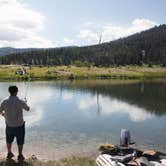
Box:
[24,71,31,102]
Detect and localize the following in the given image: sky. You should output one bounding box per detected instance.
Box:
[0,0,165,48]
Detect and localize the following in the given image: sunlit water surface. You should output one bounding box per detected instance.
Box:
[0,80,166,159]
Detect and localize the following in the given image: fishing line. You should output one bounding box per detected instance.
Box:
[24,73,31,102]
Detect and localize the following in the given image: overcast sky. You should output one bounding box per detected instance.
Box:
[0,0,165,48]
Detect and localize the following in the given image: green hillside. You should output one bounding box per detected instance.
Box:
[0,25,166,66]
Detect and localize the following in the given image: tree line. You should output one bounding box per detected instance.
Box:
[0,25,166,66]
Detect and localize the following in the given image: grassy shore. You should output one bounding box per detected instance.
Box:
[0,156,95,166]
[0,65,166,81]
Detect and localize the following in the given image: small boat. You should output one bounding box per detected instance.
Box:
[138,157,162,166]
[96,154,126,166]
[96,129,166,166]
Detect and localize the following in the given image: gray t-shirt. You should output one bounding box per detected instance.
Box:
[0,96,30,127]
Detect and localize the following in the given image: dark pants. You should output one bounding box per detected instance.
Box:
[6,123,25,145]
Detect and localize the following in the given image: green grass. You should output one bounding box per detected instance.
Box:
[0,65,166,81]
[0,156,95,166]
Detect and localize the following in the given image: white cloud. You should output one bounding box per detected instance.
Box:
[102,18,158,42]
[78,95,154,122]
[0,1,159,49]
[99,96,153,122]
[78,29,98,43]
[77,18,158,44]
[82,22,96,28]
[62,91,73,100]
[0,0,55,48]
[63,38,75,45]
[79,96,96,110]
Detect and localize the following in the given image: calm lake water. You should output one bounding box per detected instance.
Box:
[0,80,166,159]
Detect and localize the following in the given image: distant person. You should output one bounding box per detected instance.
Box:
[0,86,30,161]
[120,129,131,146]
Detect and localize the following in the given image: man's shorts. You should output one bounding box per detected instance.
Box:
[6,123,25,145]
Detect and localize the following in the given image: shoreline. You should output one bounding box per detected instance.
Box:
[0,149,166,166]
[0,154,96,166]
[0,148,98,161]
[0,65,166,82]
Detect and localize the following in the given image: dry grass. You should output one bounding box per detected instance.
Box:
[0,156,95,166]
[0,65,166,81]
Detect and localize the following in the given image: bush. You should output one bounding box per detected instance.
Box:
[72,61,94,67]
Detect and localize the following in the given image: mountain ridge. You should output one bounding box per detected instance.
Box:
[0,47,42,56]
[0,24,166,66]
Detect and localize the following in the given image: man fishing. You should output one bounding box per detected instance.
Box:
[0,86,30,161]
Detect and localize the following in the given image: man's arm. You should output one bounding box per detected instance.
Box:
[0,101,5,116]
[22,101,30,111]
[0,111,5,116]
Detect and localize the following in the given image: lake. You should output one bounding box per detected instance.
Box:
[0,80,166,159]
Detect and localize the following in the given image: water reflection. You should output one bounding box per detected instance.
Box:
[78,94,153,122]
[62,91,73,100]
[0,80,166,159]
[0,82,57,128]
[59,80,166,116]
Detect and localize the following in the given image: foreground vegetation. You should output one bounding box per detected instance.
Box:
[0,65,166,81]
[0,156,95,166]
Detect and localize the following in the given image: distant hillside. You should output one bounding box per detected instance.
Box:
[0,47,16,56]
[0,25,166,66]
[0,47,41,56]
